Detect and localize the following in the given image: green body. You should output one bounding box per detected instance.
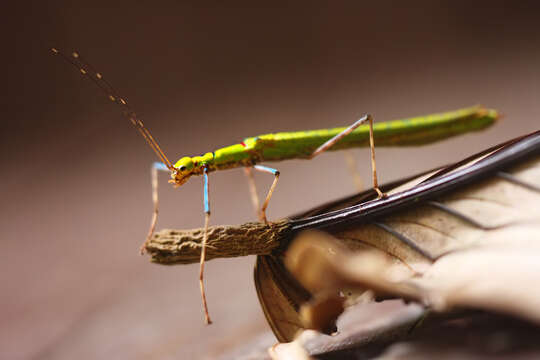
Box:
[173,105,497,178]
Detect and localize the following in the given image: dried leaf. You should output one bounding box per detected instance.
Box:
[255,256,312,343]
[375,313,540,360]
[268,332,316,360]
[286,156,540,330]
[274,302,426,358]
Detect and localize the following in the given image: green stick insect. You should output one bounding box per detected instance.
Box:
[52,48,498,324]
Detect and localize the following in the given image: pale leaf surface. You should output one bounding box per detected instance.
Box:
[286,156,540,326]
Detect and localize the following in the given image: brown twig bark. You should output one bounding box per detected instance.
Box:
[145,219,291,264]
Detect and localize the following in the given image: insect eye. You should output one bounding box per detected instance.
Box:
[179,165,187,171]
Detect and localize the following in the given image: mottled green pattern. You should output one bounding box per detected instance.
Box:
[192,105,497,172]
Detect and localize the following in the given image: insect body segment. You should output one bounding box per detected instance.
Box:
[247,106,496,161]
[171,153,213,186]
[214,141,261,169]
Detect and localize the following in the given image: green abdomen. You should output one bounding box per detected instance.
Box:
[254,105,497,162]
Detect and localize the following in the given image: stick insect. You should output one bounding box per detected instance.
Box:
[52,48,498,324]
[147,129,540,343]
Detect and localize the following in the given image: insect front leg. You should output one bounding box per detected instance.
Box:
[250,165,280,224]
[140,162,170,254]
[199,166,212,324]
[310,114,385,199]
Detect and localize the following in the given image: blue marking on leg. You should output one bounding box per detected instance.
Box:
[153,162,170,172]
[254,165,278,175]
[203,168,210,214]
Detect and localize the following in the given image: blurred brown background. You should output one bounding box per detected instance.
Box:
[3,1,539,359]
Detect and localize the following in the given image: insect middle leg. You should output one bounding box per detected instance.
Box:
[243,165,280,223]
[310,114,385,199]
[244,167,262,220]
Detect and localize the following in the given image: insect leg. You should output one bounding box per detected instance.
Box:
[140,162,170,254]
[200,167,212,324]
[310,114,385,198]
[343,150,364,192]
[366,116,384,198]
[244,167,263,220]
[252,165,280,224]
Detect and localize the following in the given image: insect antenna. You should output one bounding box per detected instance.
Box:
[51,48,174,170]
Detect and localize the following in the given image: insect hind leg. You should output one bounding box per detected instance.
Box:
[310,114,385,199]
[343,150,364,192]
